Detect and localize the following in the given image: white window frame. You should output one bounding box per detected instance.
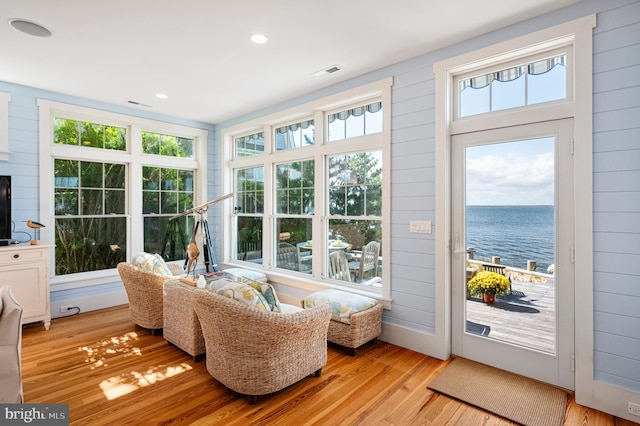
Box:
[0,92,11,161]
[222,78,392,304]
[434,14,597,395]
[38,100,208,291]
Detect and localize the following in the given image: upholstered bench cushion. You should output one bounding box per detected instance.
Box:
[224,268,268,283]
[303,289,378,324]
[279,303,304,314]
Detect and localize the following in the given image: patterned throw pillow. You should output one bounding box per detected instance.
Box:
[131,252,172,275]
[243,281,281,313]
[303,289,378,324]
[215,281,271,312]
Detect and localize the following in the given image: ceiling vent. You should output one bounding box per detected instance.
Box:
[311,64,344,77]
[125,100,151,107]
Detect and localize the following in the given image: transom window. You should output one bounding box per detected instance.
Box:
[225,79,391,297]
[234,132,264,158]
[142,131,194,158]
[275,120,315,151]
[328,101,383,141]
[54,118,126,150]
[457,52,568,118]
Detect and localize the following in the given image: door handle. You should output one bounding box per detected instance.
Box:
[452,232,471,255]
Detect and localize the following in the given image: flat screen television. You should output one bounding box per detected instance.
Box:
[0,176,11,241]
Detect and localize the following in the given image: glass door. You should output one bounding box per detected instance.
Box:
[451,119,574,390]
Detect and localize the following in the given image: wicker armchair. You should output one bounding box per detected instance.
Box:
[191,289,332,403]
[117,262,181,334]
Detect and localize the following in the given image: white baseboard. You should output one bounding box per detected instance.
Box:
[380,321,450,360]
[51,290,128,319]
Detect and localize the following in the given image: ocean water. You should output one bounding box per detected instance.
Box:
[465,205,554,271]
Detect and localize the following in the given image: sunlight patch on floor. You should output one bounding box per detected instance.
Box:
[79,332,141,369]
[99,363,193,400]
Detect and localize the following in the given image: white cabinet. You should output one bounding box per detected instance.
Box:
[0,244,52,329]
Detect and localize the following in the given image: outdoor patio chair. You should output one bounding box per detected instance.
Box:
[352,241,380,282]
[329,251,352,282]
[277,242,311,273]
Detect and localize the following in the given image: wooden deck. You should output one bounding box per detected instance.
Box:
[466,276,556,353]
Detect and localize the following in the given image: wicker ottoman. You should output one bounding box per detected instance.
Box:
[163,280,206,361]
[303,289,383,355]
[163,272,277,361]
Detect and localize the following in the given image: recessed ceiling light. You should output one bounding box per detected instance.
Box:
[250,34,268,44]
[155,93,168,99]
[8,18,52,37]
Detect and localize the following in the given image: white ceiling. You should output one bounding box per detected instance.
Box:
[1,0,580,124]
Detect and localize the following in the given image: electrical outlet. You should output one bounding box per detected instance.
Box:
[629,402,640,417]
[60,305,73,313]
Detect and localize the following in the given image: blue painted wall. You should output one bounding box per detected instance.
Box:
[591,0,640,391]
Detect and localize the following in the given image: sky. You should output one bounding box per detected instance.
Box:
[465,137,555,206]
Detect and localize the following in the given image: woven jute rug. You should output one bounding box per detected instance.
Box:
[428,357,568,426]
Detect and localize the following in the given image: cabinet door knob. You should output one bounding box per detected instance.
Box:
[13,254,19,259]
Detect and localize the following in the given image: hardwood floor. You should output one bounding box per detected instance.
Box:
[21,305,636,426]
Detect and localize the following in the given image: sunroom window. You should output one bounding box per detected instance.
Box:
[234,167,264,263]
[327,151,382,286]
[41,100,206,280]
[54,159,126,275]
[274,160,314,272]
[142,166,195,261]
[225,78,390,297]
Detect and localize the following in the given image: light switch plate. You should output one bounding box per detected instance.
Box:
[409,220,432,234]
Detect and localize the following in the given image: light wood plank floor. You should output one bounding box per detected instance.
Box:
[21,305,636,426]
